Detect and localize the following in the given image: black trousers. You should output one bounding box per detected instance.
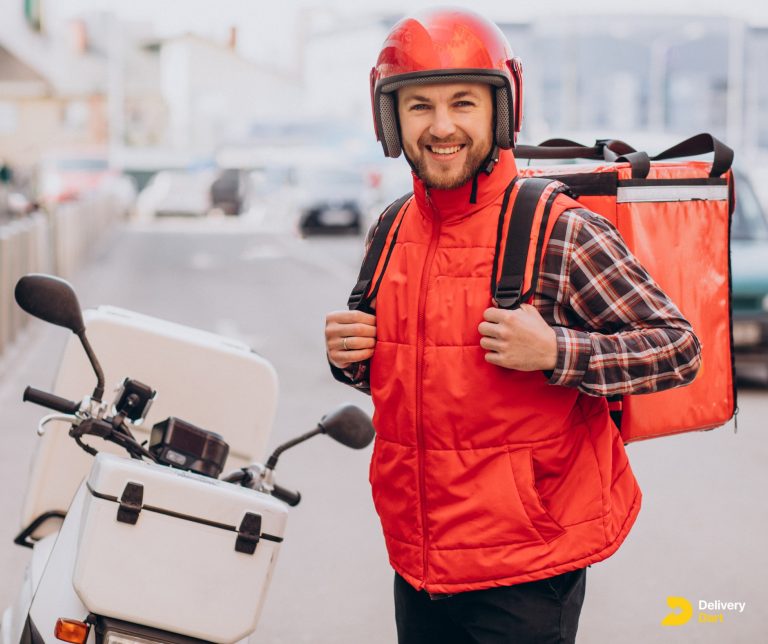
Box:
[394,568,586,644]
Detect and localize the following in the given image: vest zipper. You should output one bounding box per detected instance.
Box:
[416,210,441,587]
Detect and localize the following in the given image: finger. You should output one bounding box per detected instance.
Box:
[349,348,374,361]
[484,351,503,366]
[326,321,377,340]
[327,323,376,341]
[477,321,499,338]
[479,320,510,341]
[326,310,377,326]
[483,307,508,323]
[328,353,352,369]
[518,303,545,322]
[345,322,378,338]
[479,337,503,352]
[339,337,376,352]
[329,348,374,368]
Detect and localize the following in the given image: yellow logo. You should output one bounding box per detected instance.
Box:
[662,596,694,626]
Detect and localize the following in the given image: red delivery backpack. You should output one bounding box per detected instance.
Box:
[349,133,736,443]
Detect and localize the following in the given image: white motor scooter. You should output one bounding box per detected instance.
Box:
[0,274,374,644]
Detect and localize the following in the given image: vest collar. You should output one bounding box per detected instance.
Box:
[412,149,518,222]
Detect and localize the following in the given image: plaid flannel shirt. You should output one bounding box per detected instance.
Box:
[331,207,701,397]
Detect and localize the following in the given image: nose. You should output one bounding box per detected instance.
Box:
[428,105,457,140]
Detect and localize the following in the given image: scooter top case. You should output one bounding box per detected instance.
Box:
[21,306,279,540]
[74,453,288,643]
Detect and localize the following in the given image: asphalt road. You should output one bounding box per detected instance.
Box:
[1,217,767,643]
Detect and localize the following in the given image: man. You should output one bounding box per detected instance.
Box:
[325,9,701,643]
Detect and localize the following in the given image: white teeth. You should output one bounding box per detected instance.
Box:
[430,145,462,155]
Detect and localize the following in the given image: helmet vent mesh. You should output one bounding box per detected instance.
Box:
[379,93,402,157]
[495,86,512,149]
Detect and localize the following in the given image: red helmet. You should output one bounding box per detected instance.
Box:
[370,8,523,158]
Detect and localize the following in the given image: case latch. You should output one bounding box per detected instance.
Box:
[235,512,262,555]
[117,482,144,525]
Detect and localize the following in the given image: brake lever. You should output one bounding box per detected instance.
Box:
[36,413,79,437]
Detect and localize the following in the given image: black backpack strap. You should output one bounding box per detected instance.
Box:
[602,149,651,179]
[515,138,651,179]
[607,394,624,430]
[515,138,636,161]
[347,192,413,312]
[494,177,564,310]
[650,132,734,178]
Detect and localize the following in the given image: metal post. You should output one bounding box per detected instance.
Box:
[0,227,12,354]
[726,18,746,153]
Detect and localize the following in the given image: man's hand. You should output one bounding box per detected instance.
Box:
[478,304,558,371]
[325,310,377,369]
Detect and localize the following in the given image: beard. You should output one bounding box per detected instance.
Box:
[406,132,493,191]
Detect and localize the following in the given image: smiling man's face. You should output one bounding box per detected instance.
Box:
[397,82,494,190]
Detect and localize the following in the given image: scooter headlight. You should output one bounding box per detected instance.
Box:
[95,616,205,644]
[104,632,164,644]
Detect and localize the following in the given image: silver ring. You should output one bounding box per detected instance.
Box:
[343,337,349,351]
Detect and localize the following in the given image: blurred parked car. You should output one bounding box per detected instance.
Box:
[210,168,249,216]
[38,154,113,204]
[37,153,136,215]
[299,200,362,237]
[731,169,768,381]
[135,170,214,219]
[294,166,365,237]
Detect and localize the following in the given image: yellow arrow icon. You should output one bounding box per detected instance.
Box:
[662,596,693,626]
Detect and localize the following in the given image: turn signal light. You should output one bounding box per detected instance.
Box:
[54,619,90,644]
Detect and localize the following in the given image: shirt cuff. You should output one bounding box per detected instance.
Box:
[328,358,372,394]
[547,327,593,388]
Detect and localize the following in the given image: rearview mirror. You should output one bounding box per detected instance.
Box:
[319,404,375,449]
[15,274,85,334]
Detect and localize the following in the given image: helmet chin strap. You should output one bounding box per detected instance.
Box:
[403,144,500,205]
[470,144,500,204]
[402,147,419,174]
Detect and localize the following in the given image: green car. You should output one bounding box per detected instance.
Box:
[731,170,768,381]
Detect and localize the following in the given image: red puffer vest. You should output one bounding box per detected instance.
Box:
[368,150,642,594]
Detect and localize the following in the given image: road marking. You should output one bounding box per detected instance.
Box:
[190,252,216,270]
[240,244,285,261]
[129,218,276,235]
[284,237,363,282]
[128,218,361,280]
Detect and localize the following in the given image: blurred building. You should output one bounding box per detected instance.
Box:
[4,2,768,188]
[300,11,394,129]
[152,32,303,154]
[0,0,305,187]
[0,0,108,170]
[498,15,768,155]
[299,11,768,158]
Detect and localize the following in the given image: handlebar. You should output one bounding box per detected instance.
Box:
[24,386,80,415]
[24,383,304,509]
[222,468,302,506]
[270,483,302,507]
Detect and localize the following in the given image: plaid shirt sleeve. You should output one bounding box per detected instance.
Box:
[540,208,702,396]
[329,359,372,395]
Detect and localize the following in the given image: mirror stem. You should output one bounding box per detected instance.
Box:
[265,426,323,471]
[78,331,105,402]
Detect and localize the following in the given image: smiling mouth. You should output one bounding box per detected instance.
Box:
[426,144,466,156]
